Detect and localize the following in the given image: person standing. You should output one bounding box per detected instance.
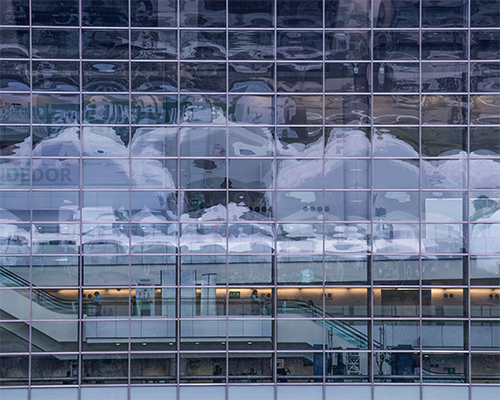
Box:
[94,291,103,316]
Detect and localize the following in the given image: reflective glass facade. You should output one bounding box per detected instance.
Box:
[0,1,500,399]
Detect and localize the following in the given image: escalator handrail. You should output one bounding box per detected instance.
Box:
[0,266,75,313]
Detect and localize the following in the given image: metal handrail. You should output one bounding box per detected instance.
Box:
[0,266,75,314]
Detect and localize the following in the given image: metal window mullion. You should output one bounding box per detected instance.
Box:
[176,0,181,392]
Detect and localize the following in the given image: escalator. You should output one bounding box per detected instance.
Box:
[0,266,75,315]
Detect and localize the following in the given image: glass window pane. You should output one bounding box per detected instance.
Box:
[278,159,323,189]
[82,94,129,125]
[228,0,274,28]
[277,62,322,93]
[32,126,81,157]
[374,31,419,60]
[422,62,468,92]
[83,62,129,92]
[33,61,79,92]
[326,95,370,125]
[0,355,28,386]
[422,0,468,27]
[179,386,225,399]
[471,321,500,349]
[373,256,419,285]
[0,28,29,58]
[131,159,177,189]
[180,63,226,92]
[0,322,29,352]
[180,0,226,27]
[32,158,80,189]
[278,95,323,125]
[83,255,129,285]
[229,159,273,189]
[422,159,467,190]
[228,192,274,222]
[82,0,128,26]
[0,93,30,124]
[277,0,323,28]
[180,126,225,157]
[0,60,29,91]
[82,29,129,59]
[422,31,468,60]
[229,62,274,93]
[324,288,369,317]
[130,354,176,383]
[83,158,130,188]
[33,94,80,125]
[325,31,370,60]
[374,352,419,382]
[374,63,419,93]
[32,191,79,222]
[470,159,500,189]
[228,95,274,125]
[228,31,275,60]
[31,321,78,351]
[422,288,466,318]
[325,255,369,285]
[131,0,177,27]
[471,62,500,92]
[180,30,226,60]
[373,288,419,317]
[131,30,177,60]
[470,95,500,125]
[373,159,419,189]
[471,30,500,60]
[0,0,29,25]
[327,0,371,28]
[374,0,419,28]
[471,289,500,318]
[277,255,322,284]
[325,223,371,253]
[374,320,419,349]
[131,62,177,92]
[373,191,419,222]
[422,320,466,350]
[373,127,418,156]
[422,256,466,285]
[421,95,468,125]
[471,127,500,156]
[422,354,467,383]
[228,127,274,157]
[326,63,370,93]
[131,126,178,157]
[278,385,324,399]
[277,31,323,60]
[32,0,78,26]
[82,126,128,157]
[0,126,30,156]
[179,352,226,381]
[81,354,128,384]
[32,29,79,59]
[373,95,419,125]
[470,256,500,285]
[228,255,273,284]
[421,127,467,157]
[279,126,323,157]
[132,95,178,125]
[0,158,30,189]
[471,353,500,383]
[278,223,324,253]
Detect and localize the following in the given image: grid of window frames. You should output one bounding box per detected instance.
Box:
[0,0,499,399]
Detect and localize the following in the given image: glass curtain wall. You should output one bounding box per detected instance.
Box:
[0,0,499,399]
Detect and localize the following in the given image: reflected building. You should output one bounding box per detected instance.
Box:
[0,1,499,400]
